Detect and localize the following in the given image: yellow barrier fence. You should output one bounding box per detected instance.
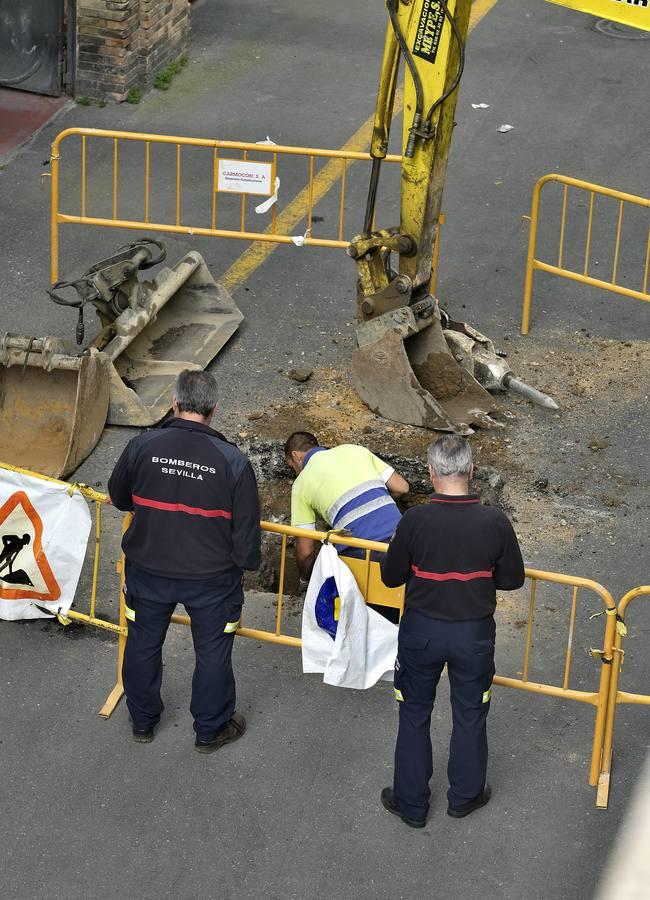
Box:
[99,519,618,805]
[0,461,635,807]
[597,586,650,809]
[45,127,444,295]
[0,461,125,638]
[46,127,401,279]
[521,174,650,334]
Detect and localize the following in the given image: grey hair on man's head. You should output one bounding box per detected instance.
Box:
[427,434,473,478]
[174,369,218,417]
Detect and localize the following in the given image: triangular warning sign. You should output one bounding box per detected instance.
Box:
[0,491,60,602]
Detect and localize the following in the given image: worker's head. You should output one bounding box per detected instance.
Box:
[172,369,218,423]
[427,435,473,492]
[284,431,318,475]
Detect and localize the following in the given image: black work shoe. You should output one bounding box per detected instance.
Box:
[194,711,247,753]
[381,787,426,829]
[131,724,155,743]
[447,784,492,818]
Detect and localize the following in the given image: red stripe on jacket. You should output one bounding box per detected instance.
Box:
[411,565,494,582]
[132,495,232,519]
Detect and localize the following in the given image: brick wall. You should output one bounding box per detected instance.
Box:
[76,0,190,101]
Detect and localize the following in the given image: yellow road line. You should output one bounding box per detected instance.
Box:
[469,0,501,28]
[221,0,500,293]
[220,95,404,293]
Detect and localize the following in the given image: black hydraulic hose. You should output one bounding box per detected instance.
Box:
[363,158,382,234]
[386,0,424,158]
[47,282,87,344]
[424,0,465,126]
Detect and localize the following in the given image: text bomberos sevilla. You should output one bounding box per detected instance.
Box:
[151,456,216,480]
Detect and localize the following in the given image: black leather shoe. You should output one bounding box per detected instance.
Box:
[195,711,246,753]
[381,787,426,829]
[447,785,491,818]
[132,724,155,743]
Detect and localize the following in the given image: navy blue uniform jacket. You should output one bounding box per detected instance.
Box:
[108,418,261,580]
[381,493,525,621]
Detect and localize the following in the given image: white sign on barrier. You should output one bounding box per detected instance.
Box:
[0,468,91,620]
[216,158,274,196]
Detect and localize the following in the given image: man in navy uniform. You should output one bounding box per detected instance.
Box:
[380,435,525,826]
[108,369,261,751]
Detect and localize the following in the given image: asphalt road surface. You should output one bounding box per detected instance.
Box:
[0,1,649,898]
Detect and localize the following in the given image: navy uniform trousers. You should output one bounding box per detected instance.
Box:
[122,562,244,741]
[393,608,496,820]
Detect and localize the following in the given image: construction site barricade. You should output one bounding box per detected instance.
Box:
[596,586,650,809]
[0,461,124,637]
[521,173,650,334]
[46,128,445,296]
[104,520,619,806]
[0,461,634,808]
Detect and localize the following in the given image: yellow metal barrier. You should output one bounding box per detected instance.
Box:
[0,461,126,638]
[0,460,627,805]
[521,174,650,334]
[48,127,402,282]
[491,568,618,793]
[597,586,650,809]
[99,521,404,716]
[47,127,445,294]
[99,519,617,804]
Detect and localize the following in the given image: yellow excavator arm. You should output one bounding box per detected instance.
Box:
[349,0,558,432]
[355,0,470,301]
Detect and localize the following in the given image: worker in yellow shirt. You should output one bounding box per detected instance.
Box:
[284,431,409,579]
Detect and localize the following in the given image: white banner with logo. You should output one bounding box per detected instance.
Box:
[0,468,92,620]
[302,543,398,689]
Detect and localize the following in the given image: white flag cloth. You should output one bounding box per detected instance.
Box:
[0,468,91,620]
[302,543,398,689]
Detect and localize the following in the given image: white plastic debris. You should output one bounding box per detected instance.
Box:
[497,124,514,133]
[255,136,277,146]
[255,176,280,214]
[472,103,490,109]
[291,228,310,247]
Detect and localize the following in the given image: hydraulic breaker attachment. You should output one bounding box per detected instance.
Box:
[443,319,560,410]
[0,240,243,478]
[47,240,243,426]
[0,336,110,479]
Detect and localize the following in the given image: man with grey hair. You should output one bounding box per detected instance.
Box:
[379,434,524,827]
[108,369,261,751]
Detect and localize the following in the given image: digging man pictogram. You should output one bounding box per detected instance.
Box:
[0,533,34,586]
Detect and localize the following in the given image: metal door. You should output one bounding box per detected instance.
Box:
[0,0,65,96]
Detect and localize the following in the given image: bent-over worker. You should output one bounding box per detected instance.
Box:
[108,370,261,751]
[380,435,525,827]
[284,432,409,578]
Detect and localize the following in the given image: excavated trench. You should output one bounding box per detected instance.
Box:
[241,438,508,596]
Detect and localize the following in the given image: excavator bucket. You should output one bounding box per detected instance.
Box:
[351,302,501,434]
[0,337,110,479]
[0,245,243,478]
[94,251,244,426]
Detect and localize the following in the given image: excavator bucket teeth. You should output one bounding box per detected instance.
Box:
[407,315,502,429]
[0,342,109,479]
[101,253,243,426]
[352,317,501,433]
